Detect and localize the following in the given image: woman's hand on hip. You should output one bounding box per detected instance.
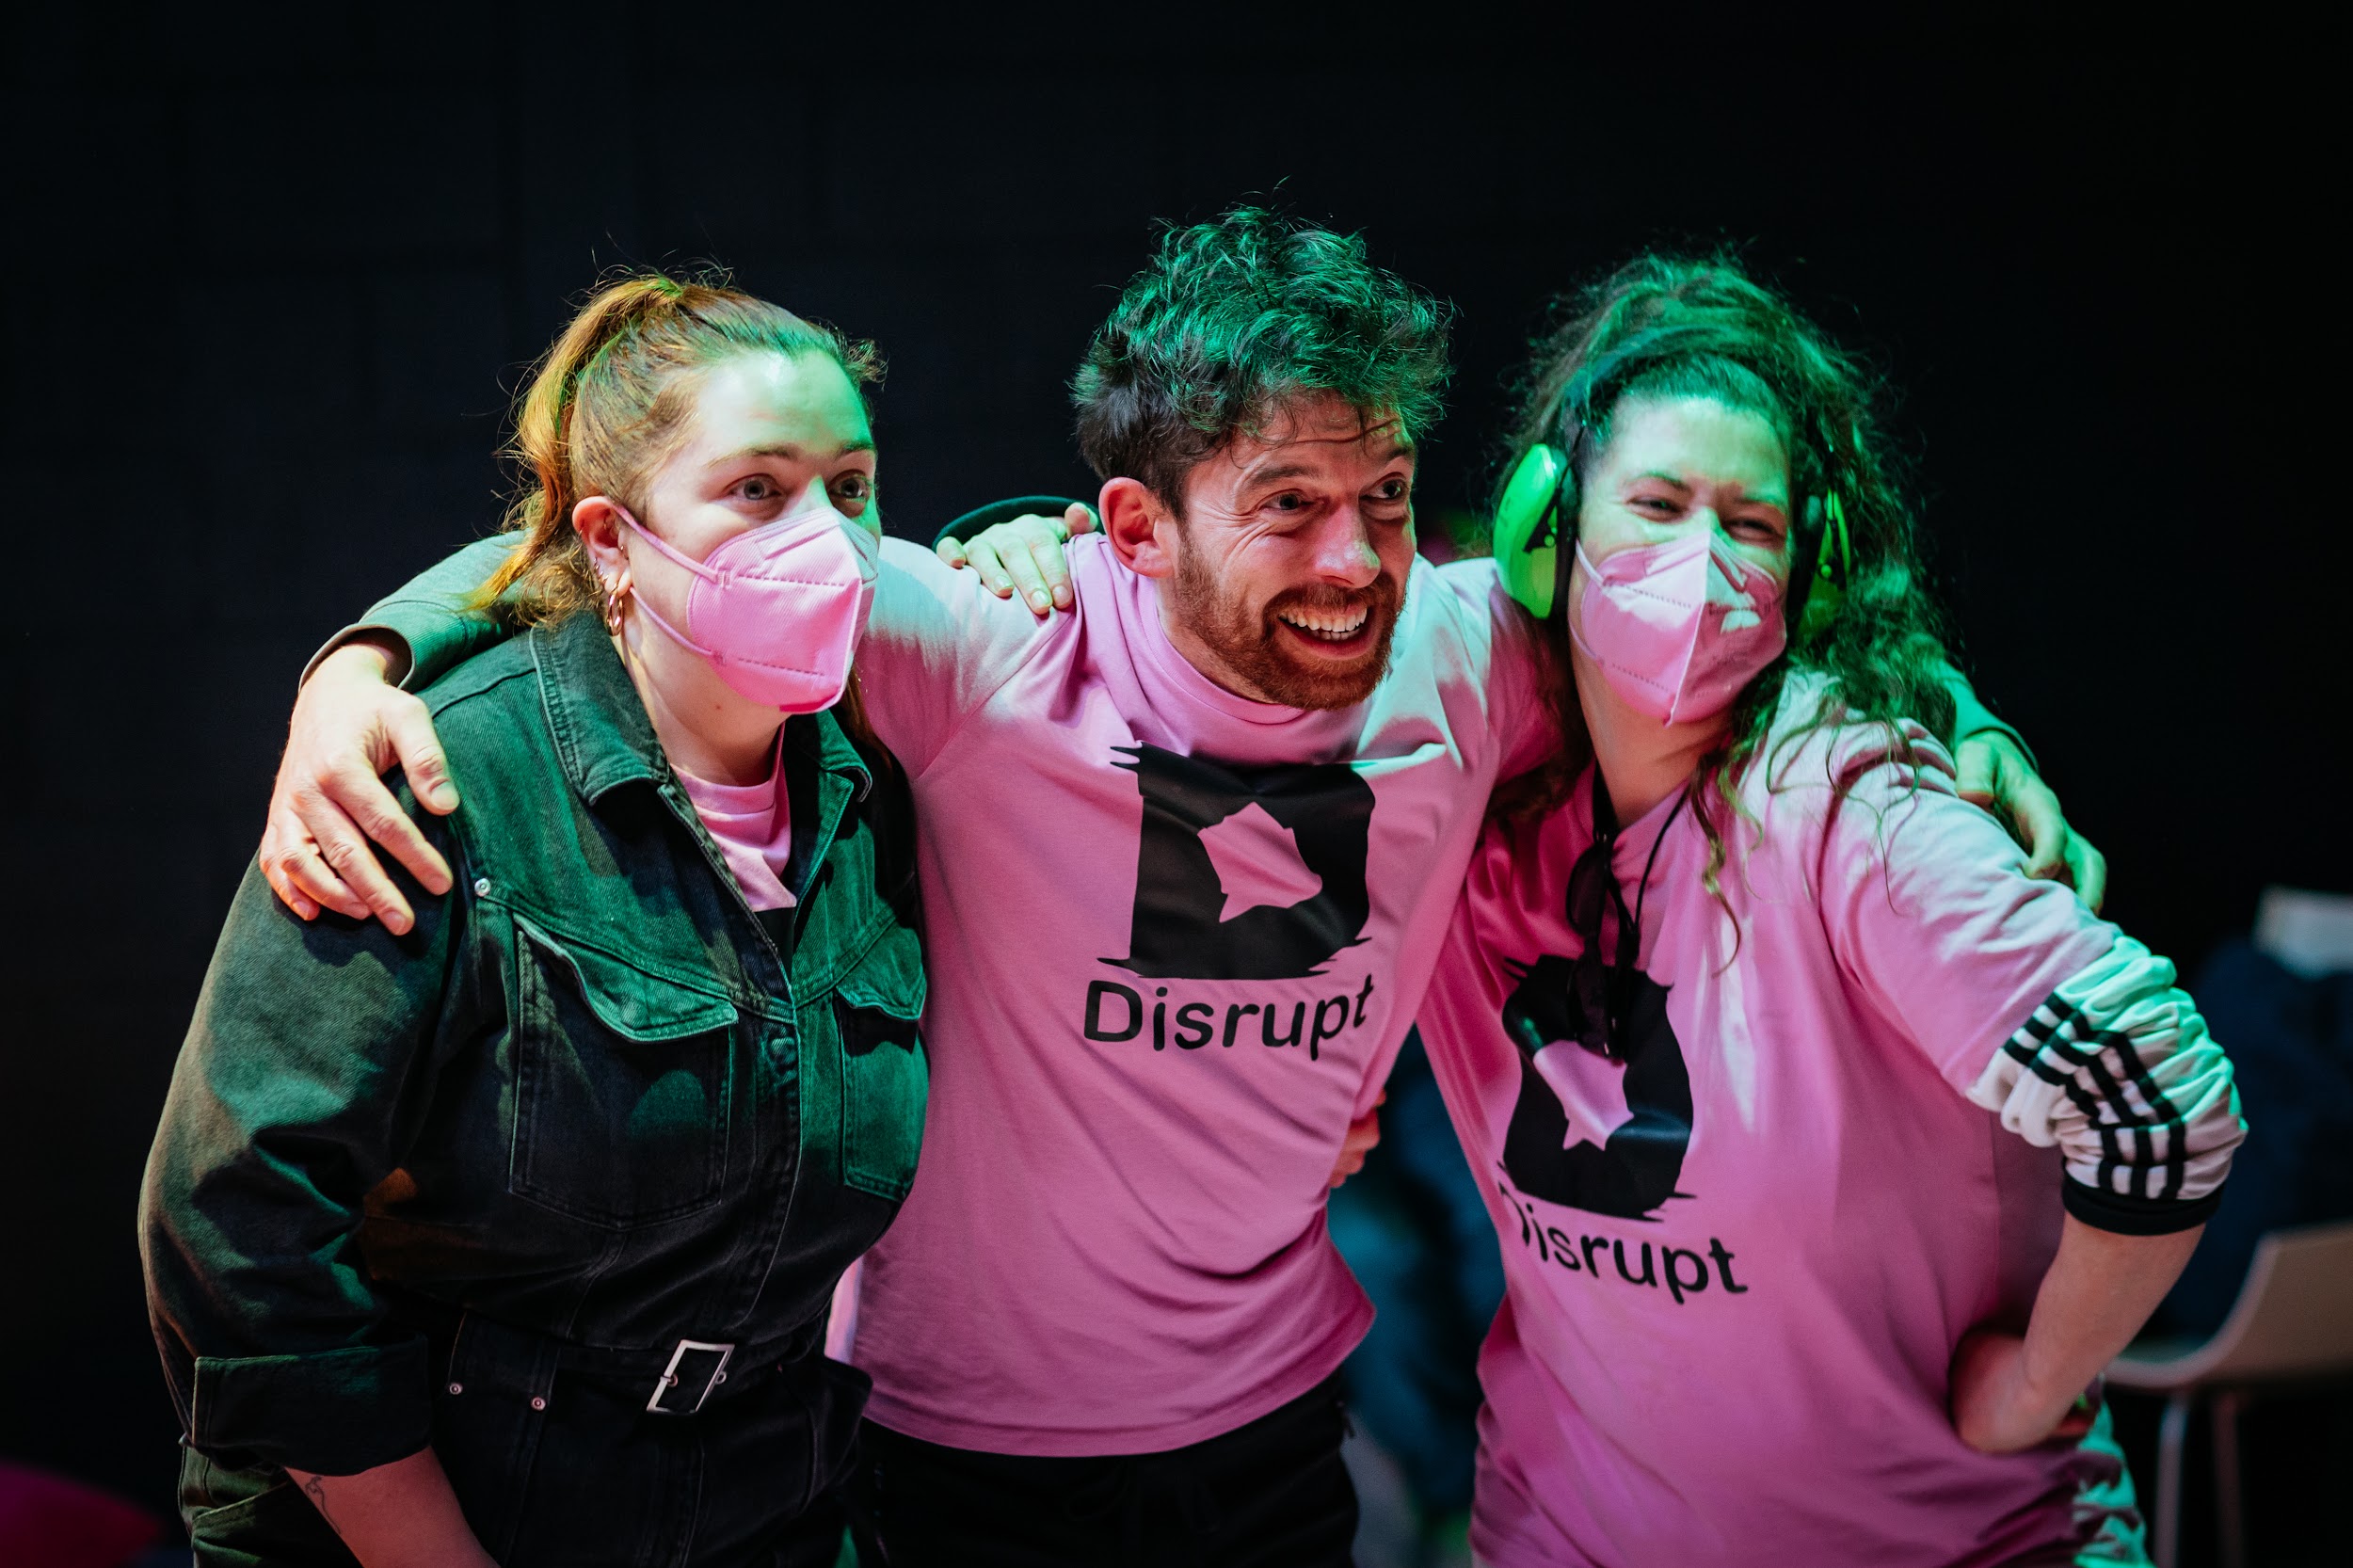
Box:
[1956,1217,2201,1454]
[1948,1327,2097,1455]
[261,637,458,934]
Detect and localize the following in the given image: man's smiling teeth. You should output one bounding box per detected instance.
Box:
[1278,606,1369,641]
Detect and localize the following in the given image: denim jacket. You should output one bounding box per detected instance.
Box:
[140,609,926,1478]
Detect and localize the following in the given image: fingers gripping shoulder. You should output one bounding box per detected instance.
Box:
[1968,934,2248,1228]
[411,656,544,806]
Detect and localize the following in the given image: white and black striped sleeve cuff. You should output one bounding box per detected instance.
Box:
[1966,935,2248,1236]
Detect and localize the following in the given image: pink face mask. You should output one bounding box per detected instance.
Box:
[616,502,879,713]
[1568,530,1785,724]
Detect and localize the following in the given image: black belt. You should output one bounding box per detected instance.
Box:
[394,1294,824,1419]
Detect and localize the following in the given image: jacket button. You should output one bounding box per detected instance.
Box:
[473,878,491,896]
[447,1382,463,1396]
[530,1397,548,1412]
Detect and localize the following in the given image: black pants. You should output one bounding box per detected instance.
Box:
[182,1313,866,1567]
[856,1375,1356,1568]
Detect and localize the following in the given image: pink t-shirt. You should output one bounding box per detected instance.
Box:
[676,733,795,912]
[1417,681,2139,1567]
[848,534,1549,1454]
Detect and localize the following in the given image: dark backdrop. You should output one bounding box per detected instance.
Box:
[3,1,2341,1543]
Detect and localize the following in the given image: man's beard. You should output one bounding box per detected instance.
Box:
[1170,548,1404,711]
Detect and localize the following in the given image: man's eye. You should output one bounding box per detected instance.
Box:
[738,476,776,501]
[833,473,871,499]
[1267,493,1307,513]
[1369,478,1410,504]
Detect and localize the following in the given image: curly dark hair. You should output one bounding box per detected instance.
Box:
[1072,207,1454,510]
[1492,253,1961,910]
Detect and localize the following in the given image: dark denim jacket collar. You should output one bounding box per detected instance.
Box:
[527,612,871,812]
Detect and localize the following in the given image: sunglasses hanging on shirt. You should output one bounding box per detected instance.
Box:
[1564,772,1688,1064]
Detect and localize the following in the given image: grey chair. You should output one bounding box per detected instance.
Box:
[2106,1219,2353,1568]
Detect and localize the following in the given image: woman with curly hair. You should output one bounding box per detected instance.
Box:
[1413,255,2247,1567]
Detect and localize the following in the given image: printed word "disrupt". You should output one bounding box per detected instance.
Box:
[1501,1182,1749,1306]
[1082,977,1376,1061]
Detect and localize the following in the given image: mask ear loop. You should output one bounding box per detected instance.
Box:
[608,504,726,660]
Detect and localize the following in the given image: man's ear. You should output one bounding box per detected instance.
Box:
[1099,477,1178,579]
[572,495,631,592]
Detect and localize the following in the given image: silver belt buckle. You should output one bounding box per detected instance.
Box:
[646,1338,735,1416]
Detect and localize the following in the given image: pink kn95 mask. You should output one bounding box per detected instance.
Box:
[1568,531,1785,725]
[617,502,878,713]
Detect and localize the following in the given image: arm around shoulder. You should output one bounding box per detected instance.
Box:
[856,534,1076,773]
[300,535,523,694]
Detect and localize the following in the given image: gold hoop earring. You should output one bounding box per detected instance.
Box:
[602,577,631,635]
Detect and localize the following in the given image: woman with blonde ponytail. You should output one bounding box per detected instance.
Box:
[142,272,923,1567]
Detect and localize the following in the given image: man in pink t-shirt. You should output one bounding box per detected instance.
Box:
[257,210,2088,1565]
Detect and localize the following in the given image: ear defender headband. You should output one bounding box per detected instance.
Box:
[1491,345,1854,635]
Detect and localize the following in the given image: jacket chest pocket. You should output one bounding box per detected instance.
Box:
[820,922,929,1203]
[509,919,742,1227]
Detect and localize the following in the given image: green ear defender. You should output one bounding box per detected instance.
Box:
[1492,439,1855,637]
[1493,440,1570,617]
[1491,324,1859,634]
[1788,488,1852,644]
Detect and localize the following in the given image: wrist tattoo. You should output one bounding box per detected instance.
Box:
[299,1473,343,1535]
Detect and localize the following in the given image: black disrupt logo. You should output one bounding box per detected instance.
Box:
[1106,744,1374,980]
[1498,954,1692,1219]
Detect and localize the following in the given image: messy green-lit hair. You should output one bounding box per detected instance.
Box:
[1493,253,1961,910]
[1072,206,1454,510]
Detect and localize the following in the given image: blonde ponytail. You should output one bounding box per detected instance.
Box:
[477,269,880,625]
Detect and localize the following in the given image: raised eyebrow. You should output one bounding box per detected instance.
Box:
[1243,459,1320,488]
[1243,442,1416,491]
